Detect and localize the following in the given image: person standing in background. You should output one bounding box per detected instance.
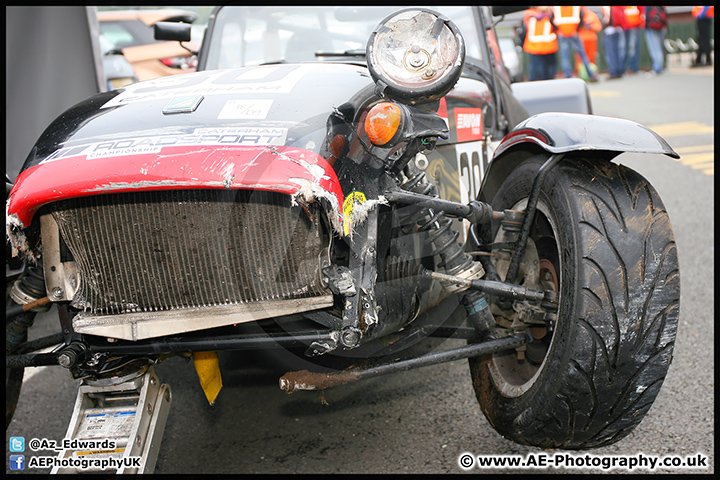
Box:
[574,8,603,80]
[643,6,668,75]
[601,6,627,79]
[553,6,599,82]
[623,6,643,74]
[522,6,559,81]
[692,6,714,66]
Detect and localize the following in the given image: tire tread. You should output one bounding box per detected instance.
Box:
[471,157,680,449]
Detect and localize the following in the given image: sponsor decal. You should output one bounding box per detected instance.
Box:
[437,97,449,128]
[218,99,274,119]
[102,65,308,109]
[40,128,289,163]
[455,107,483,143]
[342,191,367,236]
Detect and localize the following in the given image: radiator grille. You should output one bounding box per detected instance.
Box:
[49,189,330,315]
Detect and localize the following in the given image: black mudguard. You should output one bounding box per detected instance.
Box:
[478,112,679,203]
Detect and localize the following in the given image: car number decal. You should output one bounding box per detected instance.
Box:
[456,140,485,206]
[455,140,486,242]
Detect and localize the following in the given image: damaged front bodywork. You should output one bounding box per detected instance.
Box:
[8,144,347,247]
[7,144,354,341]
[7,64,381,257]
[6,63,411,344]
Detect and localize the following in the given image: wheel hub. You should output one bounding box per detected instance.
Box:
[486,199,560,397]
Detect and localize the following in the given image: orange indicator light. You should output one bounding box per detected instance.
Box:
[364,102,402,146]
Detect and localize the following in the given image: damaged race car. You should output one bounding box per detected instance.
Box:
[6,6,680,472]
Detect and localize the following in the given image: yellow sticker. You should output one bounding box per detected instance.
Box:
[342,191,367,236]
[75,448,126,456]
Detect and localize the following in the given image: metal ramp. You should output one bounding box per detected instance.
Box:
[51,365,171,474]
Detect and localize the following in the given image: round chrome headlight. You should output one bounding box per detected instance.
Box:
[366,8,465,104]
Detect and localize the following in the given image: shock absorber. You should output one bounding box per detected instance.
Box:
[399,167,496,339]
[400,170,473,275]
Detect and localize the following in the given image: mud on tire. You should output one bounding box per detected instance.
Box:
[470,155,680,449]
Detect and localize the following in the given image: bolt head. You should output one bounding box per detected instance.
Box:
[340,328,361,347]
[57,350,76,368]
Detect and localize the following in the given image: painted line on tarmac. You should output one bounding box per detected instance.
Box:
[668,66,714,76]
[674,144,714,154]
[590,90,621,98]
[677,152,714,165]
[646,121,714,137]
[671,144,714,176]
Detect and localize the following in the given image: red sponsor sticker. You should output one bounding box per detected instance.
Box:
[437,97,448,120]
[455,107,483,142]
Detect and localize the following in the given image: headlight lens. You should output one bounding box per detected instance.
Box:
[367,9,465,103]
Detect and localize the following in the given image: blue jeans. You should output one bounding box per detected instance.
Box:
[624,27,641,72]
[557,34,594,78]
[645,28,665,73]
[603,28,626,77]
[528,53,557,81]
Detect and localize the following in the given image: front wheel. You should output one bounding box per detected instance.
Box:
[469,155,680,449]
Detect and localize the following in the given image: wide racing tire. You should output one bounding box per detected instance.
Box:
[469,155,680,449]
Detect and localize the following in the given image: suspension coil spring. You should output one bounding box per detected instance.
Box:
[385,255,420,282]
[400,171,474,276]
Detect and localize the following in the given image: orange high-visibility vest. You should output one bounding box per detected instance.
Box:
[523,16,558,55]
[580,9,602,33]
[692,6,714,18]
[624,6,643,28]
[553,6,582,37]
[576,10,601,67]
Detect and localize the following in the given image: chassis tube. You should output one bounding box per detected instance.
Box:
[6,352,59,368]
[7,331,336,367]
[421,268,551,303]
[279,333,529,392]
[384,189,498,224]
[504,153,564,285]
[86,330,337,356]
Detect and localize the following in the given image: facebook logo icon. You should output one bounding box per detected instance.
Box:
[9,454,25,470]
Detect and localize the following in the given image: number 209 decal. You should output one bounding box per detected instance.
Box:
[456,141,487,206]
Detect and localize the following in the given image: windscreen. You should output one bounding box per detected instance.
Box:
[203,6,483,70]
